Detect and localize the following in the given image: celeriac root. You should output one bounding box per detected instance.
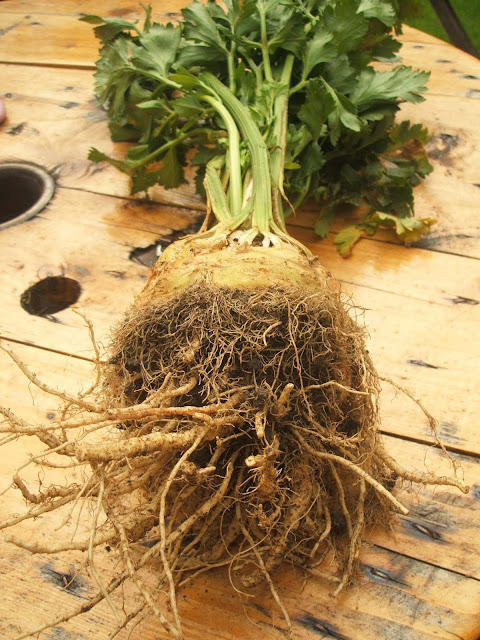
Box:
[0,256,468,640]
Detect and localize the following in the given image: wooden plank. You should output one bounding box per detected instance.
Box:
[0,186,202,355]
[2,540,479,640]
[375,434,480,578]
[2,64,480,260]
[293,226,480,306]
[0,12,102,68]
[1,2,479,639]
[2,10,480,86]
[1,185,479,453]
[2,3,480,84]
[0,63,202,211]
[0,4,186,67]
[1,346,479,640]
[2,61,479,257]
[356,286,480,455]
[0,0,187,17]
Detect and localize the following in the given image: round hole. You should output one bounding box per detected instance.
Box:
[20,276,82,317]
[0,162,55,230]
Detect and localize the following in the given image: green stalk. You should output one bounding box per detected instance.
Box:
[258,3,273,82]
[204,158,231,223]
[238,47,263,86]
[227,46,236,93]
[201,95,242,219]
[270,54,295,230]
[201,73,273,237]
[129,128,211,169]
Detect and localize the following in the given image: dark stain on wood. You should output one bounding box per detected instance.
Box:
[61,102,80,110]
[85,162,106,177]
[120,199,173,215]
[0,22,21,37]
[251,602,271,618]
[296,614,349,639]
[414,231,478,252]
[448,295,479,305]
[407,359,443,369]
[105,270,127,279]
[44,626,87,640]
[425,133,460,166]
[412,503,441,519]
[464,89,480,98]
[71,265,90,277]
[39,562,89,599]
[363,564,409,587]
[129,220,204,268]
[431,489,480,510]
[107,8,136,17]
[405,520,446,543]
[422,232,475,244]
[471,485,480,500]
[437,421,464,445]
[129,243,159,268]
[5,121,27,136]
[447,450,480,465]
[20,276,82,317]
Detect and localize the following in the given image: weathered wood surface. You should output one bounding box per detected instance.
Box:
[1,347,479,640]
[0,182,478,452]
[1,2,480,639]
[2,30,480,256]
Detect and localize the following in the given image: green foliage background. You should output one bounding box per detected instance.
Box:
[406,0,480,52]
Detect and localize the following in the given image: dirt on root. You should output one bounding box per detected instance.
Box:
[100,283,394,595]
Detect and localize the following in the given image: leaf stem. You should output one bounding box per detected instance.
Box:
[289,79,308,96]
[227,46,236,93]
[258,3,273,82]
[270,54,295,229]
[120,65,181,91]
[238,47,263,86]
[202,73,272,237]
[201,95,242,219]
[130,128,212,169]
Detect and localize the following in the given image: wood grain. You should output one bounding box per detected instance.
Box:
[0,346,479,640]
[0,184,478,453]
[2,35,479,256]
[0,4,186,68]
[1,2,480,639]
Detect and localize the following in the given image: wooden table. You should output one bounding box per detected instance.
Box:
[1,2,480,639]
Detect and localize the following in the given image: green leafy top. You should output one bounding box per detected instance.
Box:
[81,0,434,255]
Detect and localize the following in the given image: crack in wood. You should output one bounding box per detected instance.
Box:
[363,564,410,587]
[406,520,446,543]
[38,562,89,600]
[296,614,349,639]
[407,359,444,369]
[448,295,479,305]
